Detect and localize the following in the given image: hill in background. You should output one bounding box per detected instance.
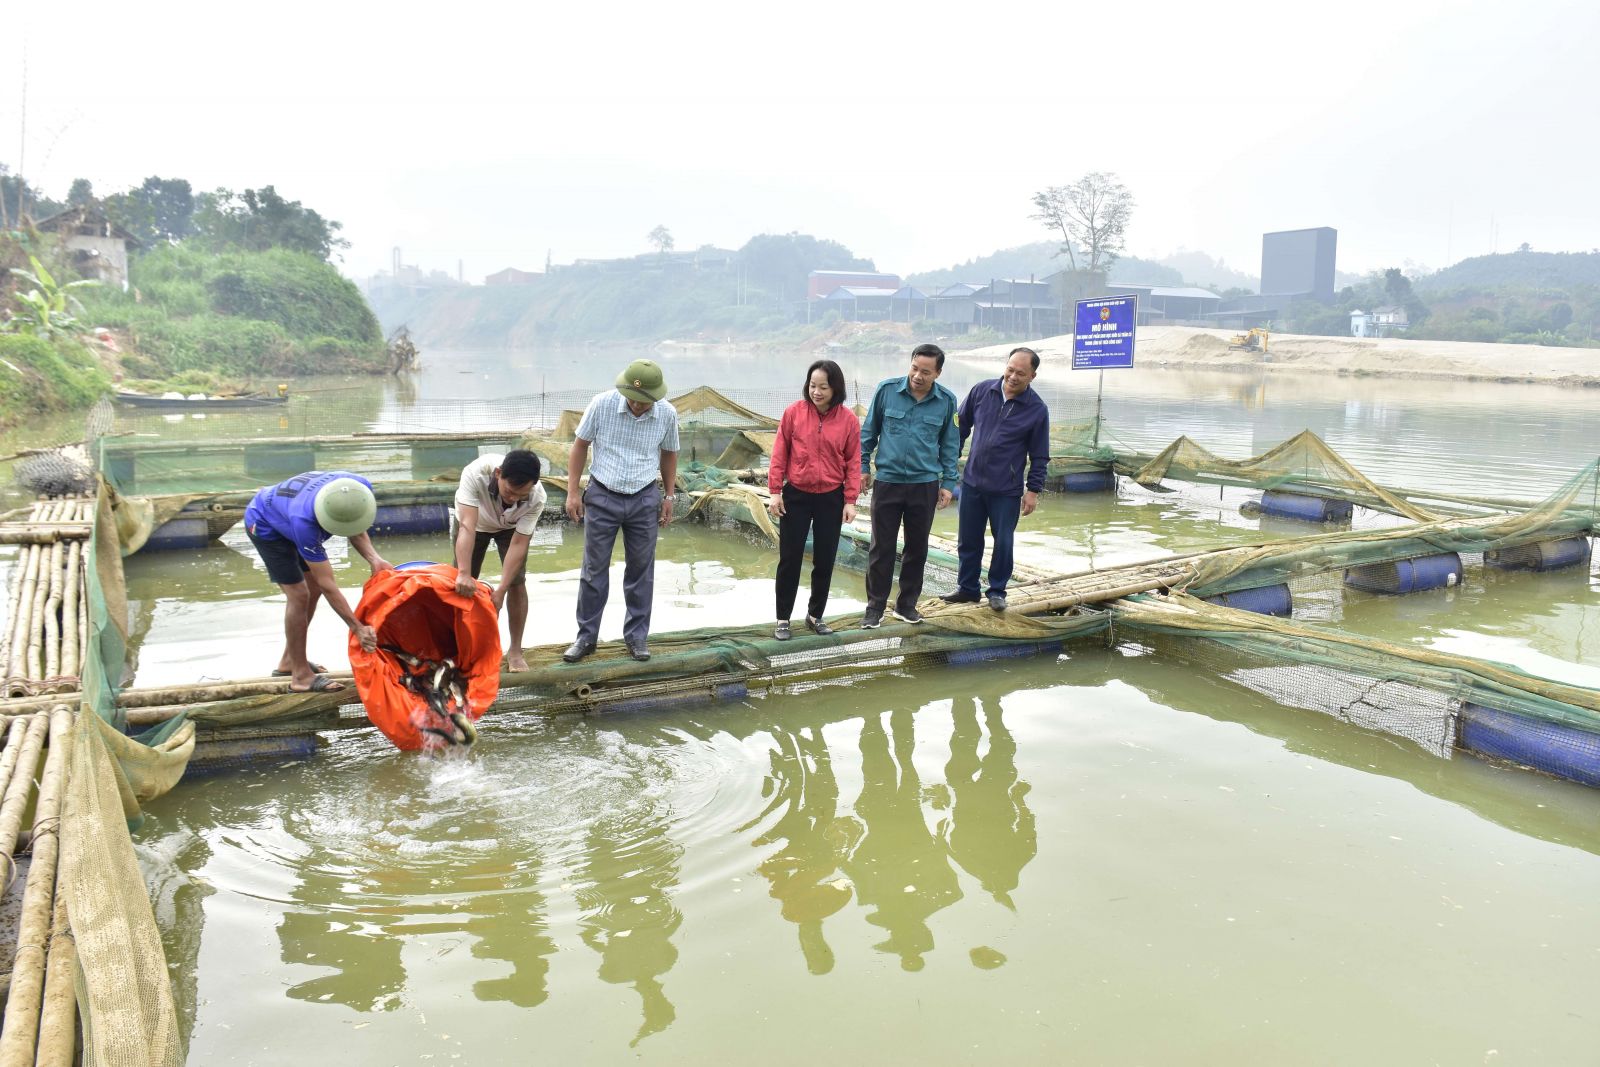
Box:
[1417,249,1600,291]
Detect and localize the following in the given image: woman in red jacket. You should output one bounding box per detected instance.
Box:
[767,359,861,640]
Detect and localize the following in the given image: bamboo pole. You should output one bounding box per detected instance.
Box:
[0,528,93,545]
[26,543,53,681]
[6,546,40,682]
[35,888,76,1067]
[0,548,26,677]
[0,707,73,1067]
[42,542,64,680]
[59,542,81,682]
[77,551,88,683]
[0,714,50,876]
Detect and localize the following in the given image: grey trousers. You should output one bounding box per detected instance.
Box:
[575,481,661,646]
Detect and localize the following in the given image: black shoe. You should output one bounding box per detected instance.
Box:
[987,593,1008,612]
[775,620,792,641]
[861,608,883,629]
[941,590,981,604]
[627,641,651,662]
[893,604,924,624]
[806,615,834,636]
[562,639,596,664]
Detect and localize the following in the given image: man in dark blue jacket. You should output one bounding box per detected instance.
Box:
[945,347,1051,611]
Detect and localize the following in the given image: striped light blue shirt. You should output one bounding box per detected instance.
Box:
[574,390,681,494]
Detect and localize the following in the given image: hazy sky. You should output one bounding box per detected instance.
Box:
[6,0,1597,284]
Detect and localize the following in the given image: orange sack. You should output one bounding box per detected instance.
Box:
[348,563,501,751]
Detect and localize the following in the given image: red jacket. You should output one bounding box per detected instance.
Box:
[769,399,862,502]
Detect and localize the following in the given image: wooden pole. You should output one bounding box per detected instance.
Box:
[59,542,81,681]
[26,543,52,681]
[42,542,63,680]
[7,546,41,681]
[35,888,76,1067]
[0,707,72,1067]
[0,527,93,544]
[0,547,26,676]
[0,714,50,873]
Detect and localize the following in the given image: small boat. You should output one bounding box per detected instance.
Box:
[115,391,288,410]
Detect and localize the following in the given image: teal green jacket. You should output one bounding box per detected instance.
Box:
[860,376,960,489]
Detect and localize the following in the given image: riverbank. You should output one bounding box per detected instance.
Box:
[956,325,1600,386]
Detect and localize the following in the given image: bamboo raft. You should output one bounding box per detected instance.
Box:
[0,500,94,699]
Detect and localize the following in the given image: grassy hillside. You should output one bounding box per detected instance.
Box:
[907,242,1183,288]
[82,245,386,379]
[1417,250,1600,291]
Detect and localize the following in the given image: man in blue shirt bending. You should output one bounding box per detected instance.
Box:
[244,471,393,692]
[859,343,960,628]
[945,347,1051,612]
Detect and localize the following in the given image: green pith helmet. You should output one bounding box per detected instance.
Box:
[616,359,669,404]
[313,477,377,537]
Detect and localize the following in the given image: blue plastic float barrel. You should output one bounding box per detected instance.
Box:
[1202,583,1293,617]
[1060,469,1115,493]
[1259,490,1353,523]
[143,515,214,552]
[370,503,451,536]
[1344,553,1462,594]
[946,640,1064,666]
[1485,536,1593,573]
[185,734,321,777]
[1458,703,1600,787]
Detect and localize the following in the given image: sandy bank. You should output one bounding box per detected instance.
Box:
[955,326,1600,387]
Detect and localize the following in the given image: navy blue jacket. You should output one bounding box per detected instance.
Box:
[956,379,1050,495]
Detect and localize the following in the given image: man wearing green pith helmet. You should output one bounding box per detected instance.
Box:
[244,471,394,692]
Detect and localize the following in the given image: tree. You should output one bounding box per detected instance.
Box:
[0,255,97,338]
[647,225,674,254]
[192,185,346,260]
[66,179,96,208]
[737,232,874,304]
[1030,172,1134,273]
[103,176,195,246]
[0,165,60,228]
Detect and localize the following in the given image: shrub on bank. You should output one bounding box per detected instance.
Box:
[0,334,111,429]
[82,244,385,379]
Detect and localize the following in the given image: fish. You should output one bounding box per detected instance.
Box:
[382,646,479,748]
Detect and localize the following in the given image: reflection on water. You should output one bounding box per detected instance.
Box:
[139,652,1600,1062]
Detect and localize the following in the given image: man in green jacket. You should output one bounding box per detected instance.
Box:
[858,343,960,627]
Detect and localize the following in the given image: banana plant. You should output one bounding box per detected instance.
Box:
[0,255,99,338]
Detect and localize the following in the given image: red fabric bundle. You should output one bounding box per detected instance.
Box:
[348,563,500,751]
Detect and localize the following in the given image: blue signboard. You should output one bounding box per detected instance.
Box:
[1072,296,1137,370]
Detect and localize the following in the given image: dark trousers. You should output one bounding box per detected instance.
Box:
[775,485,845,621]
[866,480,939,613]
[575,482,661,647]
[957,488,1023,596]
[469,528,526,587]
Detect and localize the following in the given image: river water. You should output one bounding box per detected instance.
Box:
[10,348,1600,1062]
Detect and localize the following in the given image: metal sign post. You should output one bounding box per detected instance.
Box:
[1071,295,1137,447]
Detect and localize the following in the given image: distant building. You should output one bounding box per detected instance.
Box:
[890,286,931,321]
[816,286,897,321]
[972,278,1061,335]
[34,206,137,291]
[1350,305,1408,338]
[1261,227,1337,303]
[1104,283,1222,325]
[807,270,901,301]
[923,283,982,330]
[486,268,541,286]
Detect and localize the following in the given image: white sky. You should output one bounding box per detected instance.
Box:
[6,0,1597,283]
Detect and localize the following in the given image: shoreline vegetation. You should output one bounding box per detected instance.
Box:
[1,174,389,433]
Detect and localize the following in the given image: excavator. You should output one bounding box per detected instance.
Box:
[1228,327,1269,353]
